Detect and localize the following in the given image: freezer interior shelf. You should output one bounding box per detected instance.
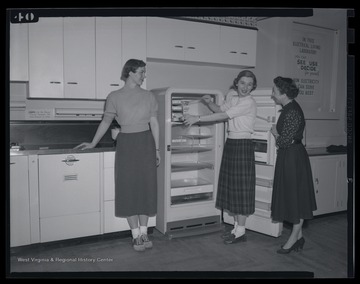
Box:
[181,134,213,139]
[171,145,214,153]
[171,162,214,172]
[171,177,212,188]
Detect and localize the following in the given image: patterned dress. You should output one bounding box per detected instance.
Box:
[271,100,317,224]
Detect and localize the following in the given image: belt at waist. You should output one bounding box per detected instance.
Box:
[292,139,302,144]
[121,123,149,133]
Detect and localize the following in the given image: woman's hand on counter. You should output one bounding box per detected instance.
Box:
[74,142,96,150]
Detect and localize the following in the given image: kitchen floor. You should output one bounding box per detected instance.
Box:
[9,212,349,278]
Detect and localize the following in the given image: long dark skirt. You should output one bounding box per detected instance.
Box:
[271,143,317,224]
[215,139,255,215]
[114,130,157,217]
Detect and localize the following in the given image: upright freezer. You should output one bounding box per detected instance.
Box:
[151,87,225,239]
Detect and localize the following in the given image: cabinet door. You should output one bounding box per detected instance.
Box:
[219,25,257,67]
[335,155,347,211]
[184,21,220,63]
[39,153,100,218]
[10,23,29,81]
[311,156,337,216]
[122,17,147,89]
[28,17,64,98]
[146,17,185,61]
[10,156,31,247]
[95,17,123,100]
[64,17,96,99]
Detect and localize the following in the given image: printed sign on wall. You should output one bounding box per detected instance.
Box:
[287,22,339,119]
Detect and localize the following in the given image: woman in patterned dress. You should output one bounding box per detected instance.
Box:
[270,76,317,254]
[183,70,257,244]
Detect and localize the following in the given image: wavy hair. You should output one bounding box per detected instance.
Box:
[273,76,299,99]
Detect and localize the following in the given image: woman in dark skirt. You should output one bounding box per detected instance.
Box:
[270,76,317,254]
[184,70,257,244]
[75,59,160,252]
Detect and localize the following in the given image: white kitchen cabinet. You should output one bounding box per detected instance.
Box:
[103,152,155,234]
[147,17,185,61]
[10,156,31,247]
[310,154,347,216]
[9,23,29,81]
[28,17,96,99]
[218,25,257,67]
[122,17,147,89]
[38,153,101,242]
[63,17,96,99]
[28,17,63,98]
[95,17,123,100]
[147,17,220,65]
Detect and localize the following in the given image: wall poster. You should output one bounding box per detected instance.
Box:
[287,22,339,119]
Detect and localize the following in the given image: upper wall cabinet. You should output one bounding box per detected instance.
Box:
[218,25,257,67]
[27,17,146,100]
[146,17,257,67]
[29,17,96,99]
[10,23,29,81]
[147,17,220,64]
[95,17,123,100]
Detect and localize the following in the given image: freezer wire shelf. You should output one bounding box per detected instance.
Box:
[171,145,214,153]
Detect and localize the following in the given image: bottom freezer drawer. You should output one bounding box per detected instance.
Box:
[171,192,213,205]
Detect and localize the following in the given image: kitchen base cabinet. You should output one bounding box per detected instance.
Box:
[38,153,101,242]
[40,213,101,243]
[103,152,156,234]
[310,154,347,216]
[10,156,31,247]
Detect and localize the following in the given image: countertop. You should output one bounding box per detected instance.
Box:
[10,143,116,156]
[306,147,347,156]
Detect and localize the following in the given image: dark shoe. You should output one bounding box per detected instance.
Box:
[221,230,233,239]
[224,234,247,244]
[132,236,145,252]
[141,234,153,249]
[277,237,305,254]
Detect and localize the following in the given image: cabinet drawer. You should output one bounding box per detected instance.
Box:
[40,212,101,242]
[104,167,115,201]
[39,153,100,218]
[104,151,115,168]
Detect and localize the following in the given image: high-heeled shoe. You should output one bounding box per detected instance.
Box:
[277,237,305,254]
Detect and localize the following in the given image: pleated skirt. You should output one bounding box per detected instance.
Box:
[114,130,157,217]
[215,139,255,215]
[271,143,317,224]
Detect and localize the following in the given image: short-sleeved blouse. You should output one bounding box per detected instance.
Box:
[276,100,305,148]
[220,90,257,139]
[103,89,158,129]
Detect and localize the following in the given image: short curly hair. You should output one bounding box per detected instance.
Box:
[230,70,257,92]
[273,76,299,99]
[121,59,146,81]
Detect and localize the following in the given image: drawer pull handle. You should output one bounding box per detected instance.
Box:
[230,51,237,54]
[187,46,196,49]
[240,52,248,55]
[64,174,78,181]
[174,45,183,48]
[50,81,61,84]
[62,155,79,165]
[67,82,78,85]
[110,84,120,86]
